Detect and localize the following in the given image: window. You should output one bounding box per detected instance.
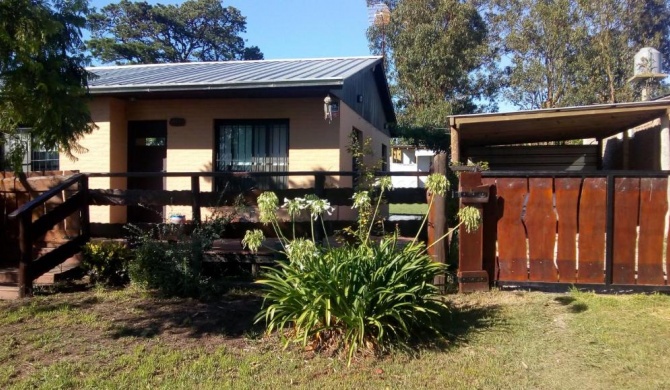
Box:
[214,120,289,191]
[381,144,388,171]
[30,141,60,171]
[392,147,403,163]
[1,131,59,171]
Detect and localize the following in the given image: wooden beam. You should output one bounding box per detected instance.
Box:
[661,109,670,170]
[450,125,460,164]
[452,104,670,127]
[191,176,201,224]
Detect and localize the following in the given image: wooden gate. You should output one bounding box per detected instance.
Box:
[458,171,670,293]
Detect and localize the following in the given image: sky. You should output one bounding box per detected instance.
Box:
[88,0,374,60]
[85,0,517,112]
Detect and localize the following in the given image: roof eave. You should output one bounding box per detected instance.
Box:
[88,79,345,95]
[449,100,670,127]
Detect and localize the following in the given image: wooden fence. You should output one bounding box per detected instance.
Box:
[0,171,79,267]
[459,170,670,293]
[3,170,443,296]
[85,171,433,240]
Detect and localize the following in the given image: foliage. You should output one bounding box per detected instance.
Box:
[87,0,263,64]
[367,0,498,127]
[390,125,452,154]
[369,0,670,117]
[485,0,670,109]
[0,0,94,169]
[246,173,481,364]
[125,220,226,299]
[81,241,132,287]
[259,236,446,363]
[343,133,387,243]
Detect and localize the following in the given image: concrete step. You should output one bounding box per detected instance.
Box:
[0,284,20,300]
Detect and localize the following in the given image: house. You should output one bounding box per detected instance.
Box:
[389,145,434,188]
[59,57,396,223]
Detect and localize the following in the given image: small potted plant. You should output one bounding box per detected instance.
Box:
[169,213,186,224]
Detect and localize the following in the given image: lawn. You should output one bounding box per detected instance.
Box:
[389,203,428,215]
[1,286,669,389]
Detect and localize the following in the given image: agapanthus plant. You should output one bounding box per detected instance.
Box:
[244,173,481,365]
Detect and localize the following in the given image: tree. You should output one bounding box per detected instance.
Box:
[0,0,94,169]
[367,0,498,128]
[486,0,586,109]
[87,0,263,64]
[488,0,670,109]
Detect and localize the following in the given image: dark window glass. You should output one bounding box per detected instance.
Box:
[214,120,289,191]
[30,140,59,171]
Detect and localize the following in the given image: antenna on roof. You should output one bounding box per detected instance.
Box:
[367,2,391,61]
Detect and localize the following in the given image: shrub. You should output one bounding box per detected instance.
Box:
[125,222,222,299]
[259,236,446,362]
[245,174,481,364]
[81,241,132,287]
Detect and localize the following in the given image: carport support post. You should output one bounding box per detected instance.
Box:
[661,109,670,170]
[450,120,460,164]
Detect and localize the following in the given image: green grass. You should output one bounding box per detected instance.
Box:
[1,287,670,389]
[389,203,428,215]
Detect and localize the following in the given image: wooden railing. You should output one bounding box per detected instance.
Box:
[5,170,446,297]
[87,171,430,222]
[7,174,90,297]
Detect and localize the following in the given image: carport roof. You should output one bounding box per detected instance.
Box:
[449,100,670,147]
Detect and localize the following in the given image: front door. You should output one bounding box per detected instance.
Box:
[127,120,167,223]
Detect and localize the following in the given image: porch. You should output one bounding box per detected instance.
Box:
[1,170,442,299]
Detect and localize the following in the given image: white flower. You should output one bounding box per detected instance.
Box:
[352,191,371,210]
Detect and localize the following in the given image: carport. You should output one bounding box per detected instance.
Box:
[447,100,670,294]
[449,100,670,171]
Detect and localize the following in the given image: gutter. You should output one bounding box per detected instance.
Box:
[87,79,345,95]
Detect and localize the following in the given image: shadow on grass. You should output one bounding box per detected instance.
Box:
[1,292,102,317]
[405,300,503,354]
[554,296,588,313]
[107,287,265,340]
[554,296,576,305]
[442,302,503,345]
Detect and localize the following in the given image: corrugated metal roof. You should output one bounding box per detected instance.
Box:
[87,57,383,94]
[449,100,670,146]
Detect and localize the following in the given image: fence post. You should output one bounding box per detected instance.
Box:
[314,173,326,245]
[191,175,201,224]
[79,175,91,242]
[457,171,490,293]
[18,212,33,298]
[428,153,447,290]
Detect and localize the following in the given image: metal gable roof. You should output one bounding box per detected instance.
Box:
[87,57,383,94]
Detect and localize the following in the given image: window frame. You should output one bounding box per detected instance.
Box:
[213,119,290,191]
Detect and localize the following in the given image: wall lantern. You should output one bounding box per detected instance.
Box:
[169,117,186,127]
[323,95,339,123]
